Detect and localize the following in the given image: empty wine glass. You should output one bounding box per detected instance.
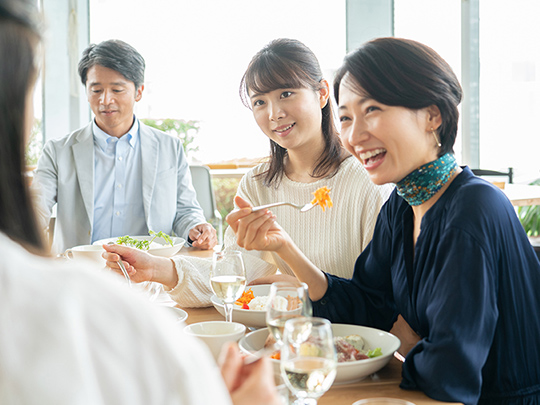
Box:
[266,281,312,348]
[209,250,246,322]
[280,317,337,405]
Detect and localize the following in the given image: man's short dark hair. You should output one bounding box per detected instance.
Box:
[78,39,145,89]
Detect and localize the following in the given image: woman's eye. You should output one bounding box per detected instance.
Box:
[280,91,293,99]
[253,99,264,107]
[339,116,351,123]
[366,106,379,113]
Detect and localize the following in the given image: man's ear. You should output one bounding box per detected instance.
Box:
[135,84,144,102]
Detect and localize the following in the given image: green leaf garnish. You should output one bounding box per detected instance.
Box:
[116,230,174,250]
[367,347,383,358]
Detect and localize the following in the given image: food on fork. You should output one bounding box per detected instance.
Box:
[311,186,333,211]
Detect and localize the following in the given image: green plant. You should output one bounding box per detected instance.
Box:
[25,118,42,167]
[517,178,540,237]
[212,177,241,219]
[141,118,200,157]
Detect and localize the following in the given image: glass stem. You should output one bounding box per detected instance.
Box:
[224,302,233,322]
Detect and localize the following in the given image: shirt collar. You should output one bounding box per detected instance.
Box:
[93,116,140,151]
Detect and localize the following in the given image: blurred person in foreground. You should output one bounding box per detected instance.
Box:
[0,1,278,404]
[226,37,540,405]
[31,37,216,253]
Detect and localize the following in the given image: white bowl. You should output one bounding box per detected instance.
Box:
[93,235,186,257]
[166,307,188,323]
[239,323,400,385]
[64,244,105,264]
[211,284,271,328]
[184,321,246,360]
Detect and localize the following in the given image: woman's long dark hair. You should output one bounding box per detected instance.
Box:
[0,0,44,251]
[240,38,343,187]
[334,37,463,157]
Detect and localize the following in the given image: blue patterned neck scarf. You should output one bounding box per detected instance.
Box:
[396,153,458,206]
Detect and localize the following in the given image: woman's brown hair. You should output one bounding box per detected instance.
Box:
[334,37,463,157]
[0,0,44,251]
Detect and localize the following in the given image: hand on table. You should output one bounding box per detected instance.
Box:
[102,244,178,289]
[219,342,281,405]
[189,223,217,250]
[226,196,293,253]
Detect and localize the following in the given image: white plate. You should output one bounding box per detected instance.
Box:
[166,307,188,323]
[94,235,186,257]
[239,323,400,385]
[211,284,271,328]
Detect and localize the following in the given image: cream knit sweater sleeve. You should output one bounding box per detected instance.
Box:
[166,172,279,308]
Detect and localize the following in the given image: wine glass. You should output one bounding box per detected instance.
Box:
[209,250,246,322]
[266,281,312,348]
[280,317,337,405]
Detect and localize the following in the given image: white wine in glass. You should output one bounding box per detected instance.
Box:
[281,317,337,405]
[266,281,312,347]
[210,250,246,322]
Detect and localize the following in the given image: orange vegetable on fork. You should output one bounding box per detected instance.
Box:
[311,186,333,211]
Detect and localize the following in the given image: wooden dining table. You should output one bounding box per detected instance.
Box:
[177,247,462,405]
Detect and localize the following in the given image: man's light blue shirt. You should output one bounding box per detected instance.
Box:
[91,117,147,242]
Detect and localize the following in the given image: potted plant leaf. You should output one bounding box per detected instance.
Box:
[141,118,199,158]
[24,119,42,185]
[517,178,540,253]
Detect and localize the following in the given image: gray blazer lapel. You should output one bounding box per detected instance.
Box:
[72,124,95,226]
[140,123,159,223]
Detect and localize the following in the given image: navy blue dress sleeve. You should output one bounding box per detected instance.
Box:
[312,195,398,331]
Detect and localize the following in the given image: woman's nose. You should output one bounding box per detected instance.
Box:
[344,119,369,145]
[268,103,285,121]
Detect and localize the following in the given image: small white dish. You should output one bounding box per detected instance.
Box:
[64,244,105,264]
[239,323,400,385]
[211,284,271,328]
[166,307,188,323]
[184,321,246,360]
[94,235,185,257]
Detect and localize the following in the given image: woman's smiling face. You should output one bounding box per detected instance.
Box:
[248,85,329,152]
[337,74,442,185]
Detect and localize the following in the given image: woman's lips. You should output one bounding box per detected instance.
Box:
[359,148,386,170]
[274,123,295,137]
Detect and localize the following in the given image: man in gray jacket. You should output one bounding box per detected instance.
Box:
[32,40,216,253]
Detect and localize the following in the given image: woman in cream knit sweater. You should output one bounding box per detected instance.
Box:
[102,39,391,307]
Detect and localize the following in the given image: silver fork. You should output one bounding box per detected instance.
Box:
[107,242,132,287]
[251,201,316,212]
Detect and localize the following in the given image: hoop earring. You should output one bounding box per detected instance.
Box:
[431,127,441,148]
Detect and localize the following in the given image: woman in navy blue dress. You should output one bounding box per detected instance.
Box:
[227,37,540,404]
